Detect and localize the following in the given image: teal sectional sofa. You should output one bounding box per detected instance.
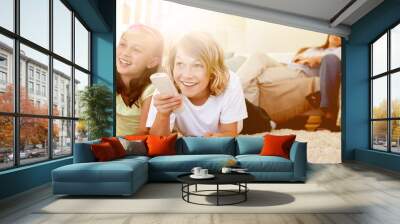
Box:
[52,136,307,196]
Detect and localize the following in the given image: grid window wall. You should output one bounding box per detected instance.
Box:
[370,22,400,154]
[0,0,91,171]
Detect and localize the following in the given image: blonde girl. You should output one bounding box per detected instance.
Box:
[116,24,163,136]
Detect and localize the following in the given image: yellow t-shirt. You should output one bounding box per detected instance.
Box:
[116,84,155,136]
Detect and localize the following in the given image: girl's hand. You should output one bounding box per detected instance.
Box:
[153,94,182,117]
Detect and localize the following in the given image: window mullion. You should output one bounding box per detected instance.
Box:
[370,45,373,149]
[71,11,76,155]
[13,0,20,167]
[48,0,54,160]
[388,30,391,153]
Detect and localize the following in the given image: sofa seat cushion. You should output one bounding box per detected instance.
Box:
[149,155,235,172]
[116,155,150,163]
[236,155,293,172]
[53,159,147,183]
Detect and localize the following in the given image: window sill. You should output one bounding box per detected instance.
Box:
[0,156,72,175]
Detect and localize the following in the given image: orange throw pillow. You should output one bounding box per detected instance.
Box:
[146,134,177,157]
[260,134,296,159]
[91,142,117,161]
[124,135,148,141]
[101,137,126,158]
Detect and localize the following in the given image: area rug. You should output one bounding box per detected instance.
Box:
[37,183,361,214]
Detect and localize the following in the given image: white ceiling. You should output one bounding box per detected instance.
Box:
[167,0,384,37]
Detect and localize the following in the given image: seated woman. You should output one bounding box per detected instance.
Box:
[146,32,248,137]
[236,35,341,131]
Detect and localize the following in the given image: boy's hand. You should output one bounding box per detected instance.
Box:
[153,94,182,117]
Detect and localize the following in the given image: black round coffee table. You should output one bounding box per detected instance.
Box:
[177,173,255,206]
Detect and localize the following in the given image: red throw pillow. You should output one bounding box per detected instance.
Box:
[146,134,177,157]
[101,137,126,158]
[91,142,117,161]
[260,134,296,159]
[124,135,148,141]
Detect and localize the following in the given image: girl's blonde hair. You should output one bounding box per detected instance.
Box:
[167,32,229,96]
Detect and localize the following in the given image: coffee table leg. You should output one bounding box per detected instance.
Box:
[245,183,247,201]
[195,184,197,192]
[187,184,190,202]
[217,184,219,206]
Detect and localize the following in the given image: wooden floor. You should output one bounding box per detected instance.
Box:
[1,162,400,224]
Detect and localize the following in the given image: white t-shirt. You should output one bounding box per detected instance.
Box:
[146,72,248,136]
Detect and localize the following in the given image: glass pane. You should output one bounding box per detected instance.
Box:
[391,72,400,118]
[74,69,89,117]
[372,121,388,151]
[75,120,88,143]
[20,0,49,49]
[391,24,400,70]
[0,34,14,112]
[372,33,387,76]
[0,0,14,31]
[74,18,89,70]
[372,76,387,119]
[53,0,72,60]
[53,119,72,158]
[53,59,72,117]
[0,116,13,170]
[20,44,49,115]
[391,120,400,153]
[20,117,49,165]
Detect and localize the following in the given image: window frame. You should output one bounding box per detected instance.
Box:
[370,20,400,154]
[0,0,92,171]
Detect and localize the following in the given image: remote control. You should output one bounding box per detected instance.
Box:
[150,72,183,112]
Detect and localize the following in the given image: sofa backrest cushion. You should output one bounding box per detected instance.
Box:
[176,137,236,155]
[236,136,264,155]
[91,142,118,161]
[101,137,127,158]
[73,139,100,163]
[147,134,178,157]
[259,134,296,159]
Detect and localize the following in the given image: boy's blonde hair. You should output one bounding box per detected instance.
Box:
[167,32,229,96]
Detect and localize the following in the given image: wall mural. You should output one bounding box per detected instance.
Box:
[115,0,342,163]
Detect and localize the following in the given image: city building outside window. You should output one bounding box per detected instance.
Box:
[28,81,34,94]
[0,54,7,88]
[0,71,7,86]
[36,83,40,95]
[28,67,34,80]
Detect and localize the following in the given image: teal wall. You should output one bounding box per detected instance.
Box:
[92,32,115,136]
[343,0,400,171]
[0,158,72,199]
[0,0,115,200]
